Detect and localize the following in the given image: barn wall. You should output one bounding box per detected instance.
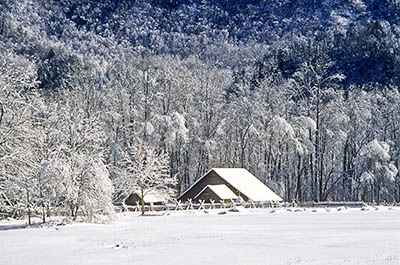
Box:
[194,188,222,203]
[125,193,141,206]
[178,171,223,201]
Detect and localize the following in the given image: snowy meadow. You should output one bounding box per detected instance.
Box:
[1,207,399,265]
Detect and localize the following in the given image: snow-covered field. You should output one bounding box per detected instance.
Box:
[1,207,400,265]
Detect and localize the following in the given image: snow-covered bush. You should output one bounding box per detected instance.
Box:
[62,154,115,222]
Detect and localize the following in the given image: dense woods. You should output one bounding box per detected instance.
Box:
[1,0,400,220]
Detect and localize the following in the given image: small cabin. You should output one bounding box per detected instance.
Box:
[125,190,166,206]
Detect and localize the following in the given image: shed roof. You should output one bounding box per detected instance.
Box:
[194,184,238,200]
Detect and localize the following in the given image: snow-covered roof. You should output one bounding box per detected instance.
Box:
[212,168,283,201]
[194,184,238,200]
[133,190,166,203]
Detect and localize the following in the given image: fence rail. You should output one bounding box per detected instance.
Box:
[116,200,378,213]
[117,199,282,213]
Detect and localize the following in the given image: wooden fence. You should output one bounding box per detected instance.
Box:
[117,200,382,213]
[117,199,282,213]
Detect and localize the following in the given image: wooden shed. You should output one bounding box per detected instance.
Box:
[178,168,282,202]
[125,190,166,206]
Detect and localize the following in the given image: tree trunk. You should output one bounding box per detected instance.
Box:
[295,154,302,202]
[40,188,46,223]
[141,188,145,216]
[47,204,51,219]
[342,139,348,200]
[72,205,79,221]
[315,93,320,202]
[27,189,31,226]
[319,148,324,201]
[42,205,46,224]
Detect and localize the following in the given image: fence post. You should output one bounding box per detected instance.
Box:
[209,199,216,210]
[173,199,184,211]
[220,200,226,209]
[230,199,237,210]
[198,200,205,211]
[187,199,194,210]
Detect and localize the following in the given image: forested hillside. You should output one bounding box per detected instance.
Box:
[1,0,399,220]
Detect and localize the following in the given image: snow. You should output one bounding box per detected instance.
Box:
[359,139,391,161]
[271,116,295,138]
[355,139,398,183]
[2,208,399,265]
[351,0,367,10]
[172,111,189,143]
[212,168,283,201]
[360,171,374,183]
[145,122,154,136]
[300,116,316,132]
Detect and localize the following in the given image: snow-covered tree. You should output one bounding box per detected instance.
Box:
[289,44,346,201]
[353,139,398,202]
[0,50,40,221]
[115,141,177,215]
[58,154,114,222]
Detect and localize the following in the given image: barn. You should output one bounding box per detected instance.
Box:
[178,168,282,202]
[125,190,166,206]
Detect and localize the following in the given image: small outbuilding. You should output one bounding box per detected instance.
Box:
[125,190,166,206]
[178,168,282,202]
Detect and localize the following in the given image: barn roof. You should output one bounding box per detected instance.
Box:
[212,168,282,201]
[194,184,238,201]
[178,168,282,202]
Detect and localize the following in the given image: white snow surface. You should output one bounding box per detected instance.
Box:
[212,168,283,201]
[1,207,400,265]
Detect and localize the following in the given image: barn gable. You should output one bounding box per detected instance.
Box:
[177,169,236,201]
[194,184,239,202]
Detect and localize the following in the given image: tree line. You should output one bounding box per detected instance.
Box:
[1,46,399,222]
[0,0,400,222]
